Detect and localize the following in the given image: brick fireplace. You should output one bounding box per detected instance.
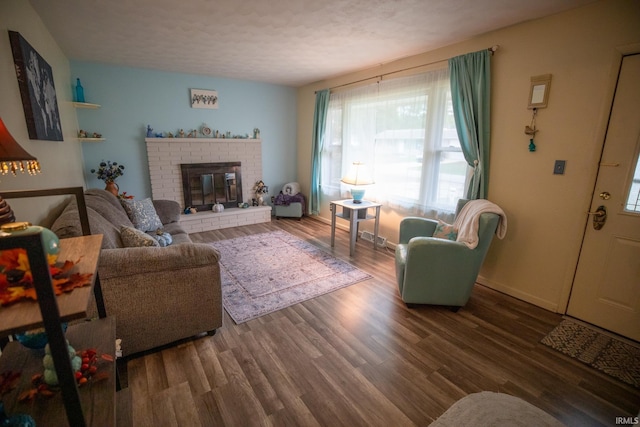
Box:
[145,137,271,232]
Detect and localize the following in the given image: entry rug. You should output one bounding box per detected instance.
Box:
[211,230,372,324]
[541,319,640,388]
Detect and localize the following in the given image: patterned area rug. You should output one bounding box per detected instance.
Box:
[211,230,372,324]
[541,319,640,388]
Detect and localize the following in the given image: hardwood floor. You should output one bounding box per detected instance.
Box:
[122,216,639,426]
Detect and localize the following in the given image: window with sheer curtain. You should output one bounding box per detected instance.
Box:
[320,66,470,219]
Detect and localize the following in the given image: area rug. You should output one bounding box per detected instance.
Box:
[429,391,564,427]
[541,319,640,388]
[211,230,372,324]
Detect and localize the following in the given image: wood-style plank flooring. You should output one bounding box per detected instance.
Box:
[121,216,640,426]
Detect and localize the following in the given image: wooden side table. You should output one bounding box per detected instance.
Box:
[330,199,382,256]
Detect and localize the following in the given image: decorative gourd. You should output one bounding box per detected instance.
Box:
[212,202,224,213]
[43,341,82,386]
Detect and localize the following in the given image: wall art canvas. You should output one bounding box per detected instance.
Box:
[190,89,218,109]
[8,30,63,141]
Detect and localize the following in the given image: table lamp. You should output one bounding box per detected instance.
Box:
[0,117,41,224]
[340,162,374,204]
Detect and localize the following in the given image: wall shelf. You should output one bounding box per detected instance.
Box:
[72,102,101,109]
[74,102,104,141]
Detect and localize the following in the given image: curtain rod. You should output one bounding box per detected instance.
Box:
[316,45,499,94]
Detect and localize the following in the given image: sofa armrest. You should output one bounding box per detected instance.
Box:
[153,199,182,225]
[97,243,219,279]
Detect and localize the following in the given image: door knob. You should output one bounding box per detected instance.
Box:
[586,205,607,230]
[599,191,611,200]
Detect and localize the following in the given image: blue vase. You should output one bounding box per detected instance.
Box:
[75,78,85,103]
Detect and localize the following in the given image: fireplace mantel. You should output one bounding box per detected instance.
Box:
[145,137,261,143]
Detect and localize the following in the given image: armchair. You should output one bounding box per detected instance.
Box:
[395,199,501,310]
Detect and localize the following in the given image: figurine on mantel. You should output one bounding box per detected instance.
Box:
[187,129,196,138]
[178,129,185,138]
[253,180,269,205]
[253,128,260,139]
[146,125,154,137]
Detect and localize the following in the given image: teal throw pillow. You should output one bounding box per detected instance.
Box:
[120,226,160,247]
[151,230,173,247]
[432,220,458,241]
[120,198,163,232]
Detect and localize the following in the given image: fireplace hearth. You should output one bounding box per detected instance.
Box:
[181,162,243,211]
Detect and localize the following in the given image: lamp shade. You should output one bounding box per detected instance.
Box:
[0,117,40,175]
[340,162,374,186]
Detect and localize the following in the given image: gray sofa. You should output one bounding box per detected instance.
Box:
[50,189,222,357]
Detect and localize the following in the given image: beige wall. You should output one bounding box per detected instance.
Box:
[1,0,85,226]
[296,0,640,312]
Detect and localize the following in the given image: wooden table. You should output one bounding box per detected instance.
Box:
[0,234,114,427]
[330,199,382,257]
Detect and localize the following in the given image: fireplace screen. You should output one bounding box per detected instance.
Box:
[181,162,242,210]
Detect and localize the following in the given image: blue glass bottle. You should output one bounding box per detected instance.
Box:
[75,78,85,103]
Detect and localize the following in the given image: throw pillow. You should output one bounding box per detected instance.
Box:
[432,220,458,241]
[151,230,173,247]
[120,198,163,232]
[120,226,160,247]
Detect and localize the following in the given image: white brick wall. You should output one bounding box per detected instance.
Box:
[145,137,271,231]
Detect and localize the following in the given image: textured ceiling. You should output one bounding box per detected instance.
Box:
[29,0,595,87]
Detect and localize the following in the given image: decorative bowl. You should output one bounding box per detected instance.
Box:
[15,323,68,349]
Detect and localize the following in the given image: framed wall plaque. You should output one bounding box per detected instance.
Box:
[528,74,552,109]
[190,89,218,109]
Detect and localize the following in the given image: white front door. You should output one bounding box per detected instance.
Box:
[567,54,640,342]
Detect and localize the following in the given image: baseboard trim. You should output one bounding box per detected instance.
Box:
[477,275,560,313]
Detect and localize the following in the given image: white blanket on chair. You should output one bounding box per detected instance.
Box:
[453,199,507,249]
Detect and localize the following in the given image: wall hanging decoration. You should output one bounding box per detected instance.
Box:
[8,31,63,141]
[190,89,218,109]
[525,74,551,152]
[528,74,552,109]
[525,108,538,152]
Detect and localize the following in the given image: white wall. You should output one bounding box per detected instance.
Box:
[296,0,640,312]
[0,0,84,226]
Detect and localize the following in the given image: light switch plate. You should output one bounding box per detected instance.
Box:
[554,160,566,175]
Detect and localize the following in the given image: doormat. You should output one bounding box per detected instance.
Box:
[541,319,640,388]
[211,230,372,324]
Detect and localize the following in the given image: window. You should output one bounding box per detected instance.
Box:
[625,153,640,212]
[321,66,469,216]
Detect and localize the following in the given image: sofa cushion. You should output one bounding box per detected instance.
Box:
[84,189,133,226]
[120,198,163,232]
[121,226,160,247]
[51,200,125,249]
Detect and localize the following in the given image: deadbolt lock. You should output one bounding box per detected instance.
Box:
[599,192,611,200]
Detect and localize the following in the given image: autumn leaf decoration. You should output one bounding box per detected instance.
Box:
[0,248,93,306]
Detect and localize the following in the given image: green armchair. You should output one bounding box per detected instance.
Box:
[395,199,501,310]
